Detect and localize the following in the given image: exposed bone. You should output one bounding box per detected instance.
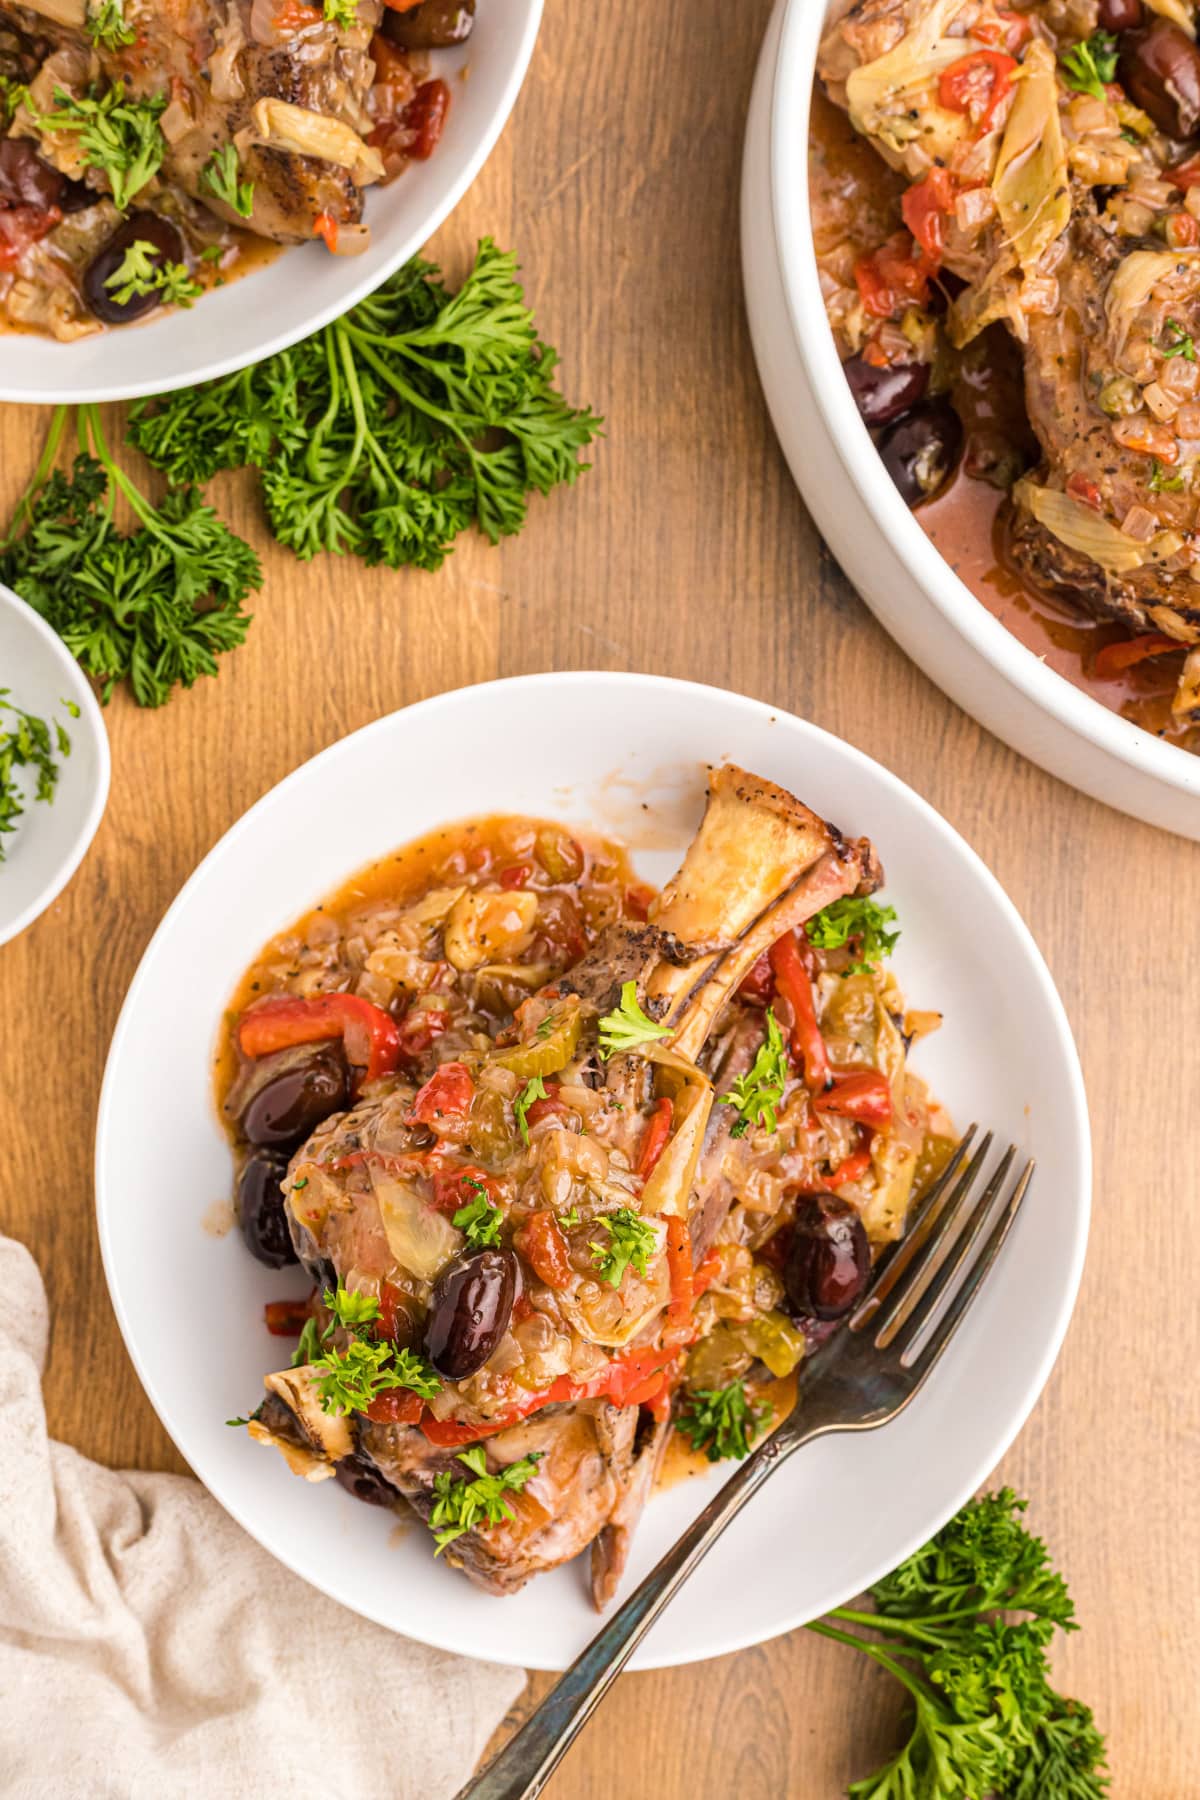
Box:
[264,1366,354,1462]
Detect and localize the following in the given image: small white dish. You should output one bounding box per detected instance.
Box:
[0,0,542,405]
[0,583,109,946]
[742,0,1200,840]
[95,672,1089,1671]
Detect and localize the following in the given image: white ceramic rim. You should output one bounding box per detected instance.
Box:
[0,583,110,945]
[94,672,1090,1668]
[6,0,543,405]
[770,0,1200,805]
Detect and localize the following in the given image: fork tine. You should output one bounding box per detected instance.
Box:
[904,1157,1035,1374]
[871,1141,1008,1349]
[891,1143,1017,1355]
[849,1127,988,1334]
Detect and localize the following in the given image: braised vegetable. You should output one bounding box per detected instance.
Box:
[239,994,400,1085]
[127,240,602,572]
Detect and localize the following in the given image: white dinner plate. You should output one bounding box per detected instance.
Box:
[1,0,542,404]
[95,672,1090,1670]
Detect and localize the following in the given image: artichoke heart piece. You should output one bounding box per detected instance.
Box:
[1014,478,1185,574]
[992,40,1070,273]
[845,0,980,161]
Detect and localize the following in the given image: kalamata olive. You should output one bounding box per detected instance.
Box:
[0,139,63,210]
[240,1048,350,1150]
[237,1152,298,1269]
[785,1195,870,1321]
[1119,19,1200,138]
[1099,0,1143,31]
[424,1248,517,1379]
[877,398,963,507]
[334,1453,402,1507]
[82,210,185,325]
[383,0,474,49]
[843,354,930,427]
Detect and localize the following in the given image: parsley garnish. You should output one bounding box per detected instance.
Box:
[514,1075,547,1144]
[596,980,671,1059]
[19,83,165,211]
[291,1316,322,1367]
[453,1188,503,1248]
[808,1491,1108,1798]
[1060,30,1118,101]
[86,0,135,49]
[127,239,601,569]
[676,1379,768,1462]
[324,1286,382,1332]
[1148,459,1185,494]
[324,0,358,23]
[428,1444,542,1553]
[806,896,900,972]
[1162,318,1196,362]
[105,240,203,310]
[289,1284,439,1411]
[0,405,259,709]
[0,690,72,860]
[589,1207,658,1287]
[719,1008,788,1138]
[535,1013,559,1040]
[201,144,255,219]
[558,1205,580,1226]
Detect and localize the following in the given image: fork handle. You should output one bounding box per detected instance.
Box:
[454,1426,811,1800]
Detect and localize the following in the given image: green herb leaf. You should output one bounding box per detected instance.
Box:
[1148,459,1185,494]
[0,406,259,708]
[201,143,255,219]
[719,1008,788,1138]
[20,82,165,211]
[513,1075,547,1144]
[675,1379,767,1462]
[310,1337,440,1415]
[291,1316,323,1367]
[104,239,202,310]
[0,689,71,860]
[453,1187,503,1248]
[596,980,671,1059]
[323,0,358,23]
[589,1206,658,1287]
[428,1445,542,1553]
[323,1286,382,1333]
[1060,30,1118,101]
[810,1491,1108,1800]
[805,897,900,972]
[86,0,136,49]
[128,238,601,569]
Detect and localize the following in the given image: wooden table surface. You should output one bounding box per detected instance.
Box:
[4,1,1196,1792]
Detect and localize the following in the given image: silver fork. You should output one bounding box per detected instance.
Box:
[455,1128,1033,1800]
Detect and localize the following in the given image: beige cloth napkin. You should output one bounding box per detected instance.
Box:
[0,1234,523,1799]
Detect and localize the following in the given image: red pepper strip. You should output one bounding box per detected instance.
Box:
[418,1342,684,1447]
[769,931,831,1093]
[1169,154,1200,190]
[901,167,956,268]
[366,1389,424,1425]
[854,233,932,320]
[517,1211,573,1291]
[826,1129,874,1190]
[937,49,1017,134]
[239,993,401,1084]
[410,1061,474,1125]
[665,1215,694,1325]
[1093,633,1182,680]
[264,1298,309,1336]
[430,1163,496,1215]
[692,1248,721,1297]
[637,1097,674,1180]
[815,1067,894,1131]
[499,863,531,890]
[738,951,775,1006]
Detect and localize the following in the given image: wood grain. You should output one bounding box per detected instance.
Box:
[3,1,1197,1792]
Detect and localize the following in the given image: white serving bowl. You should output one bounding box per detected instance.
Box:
[95,672,1089,1671]
[0,583,109,945]
[0,0,542,405]
[742,0,1200,840]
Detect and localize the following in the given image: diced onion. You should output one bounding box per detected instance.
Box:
[371,1169,462,1279]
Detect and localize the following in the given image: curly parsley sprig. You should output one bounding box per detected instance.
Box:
[809,1491,1108,1799]
[675,1378,768,1462]
[86,0,136,49]
[0,691,76,861]
[295,1284,440,1416]
[429,1445,542,1553]
[0,406,259,709]
[128,239,601,571]
[18,82,165,211]
[719,1008,787,1138]
[806,897,900,973]
[589,1207,658,1287]
[105,240,203,310]
[453,1185,503,1248]
[200,144,255,219]
[1059,30,1118,102]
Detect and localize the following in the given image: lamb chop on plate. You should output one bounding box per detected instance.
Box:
[227,765,949,1606]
